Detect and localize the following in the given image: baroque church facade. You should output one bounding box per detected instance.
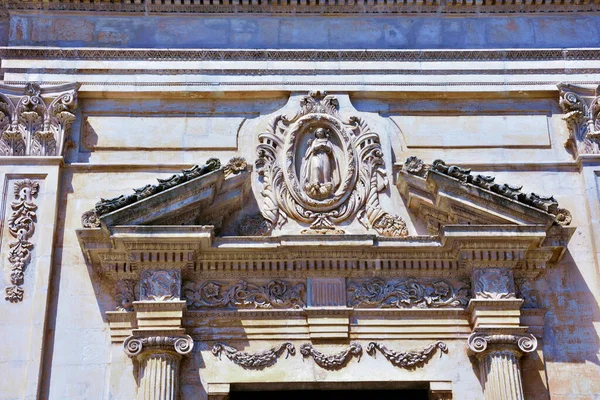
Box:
[0,2,599,399]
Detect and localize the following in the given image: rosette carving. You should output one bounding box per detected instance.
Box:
[468,333,538,355]
[123,335,194,357]
[212,342,295,369]
[0,83,77,156]
[255,91,407,236]
[182,279,305,309]
[300,343,362,370]
[366,341,447,368]
[5,179,39,302]
[348,278,469,309]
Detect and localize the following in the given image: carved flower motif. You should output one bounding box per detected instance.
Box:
[226,157,247,174]
[404,156,426,175]
[432,281,450,297]
[202,282,220,298]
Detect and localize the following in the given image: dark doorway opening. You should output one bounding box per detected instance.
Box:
[230,389,429,399]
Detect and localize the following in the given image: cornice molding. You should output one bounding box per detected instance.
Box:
[2,48,600,62]
[4,0,600,14]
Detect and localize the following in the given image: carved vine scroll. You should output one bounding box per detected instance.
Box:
[5,179,39,302]
[212,342,295,369]
[366,341,448,368]
[300,343,362,370]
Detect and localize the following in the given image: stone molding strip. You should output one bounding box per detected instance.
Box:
[2,48,600,62]
[3,1,600,13]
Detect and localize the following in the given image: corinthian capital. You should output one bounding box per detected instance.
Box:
[558,82,600,155]
[0,82,79,157]
[124,334,194,357]
[468,332,537,355]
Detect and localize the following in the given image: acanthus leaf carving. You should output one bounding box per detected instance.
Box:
[182,279,305,309]
[5,179,39,303]
[366,341,447,368]
[255,91,407,236]
[212,342,295,369]
[300,343,362,370]
[347,278,470,309]
[0,83,78,157]
[115,279,138,311]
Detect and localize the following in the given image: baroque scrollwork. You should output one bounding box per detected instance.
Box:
[347,278,469,309]
[405,157,572,226]
[468,332,537,354]
[300,343,362,370]
[140,270,181,301]
[81,157,222,225]
[558,83,600,154]
[366,342,447,368]
[5,179,39,302]
[212,342,295,369]
[255,91,407,236]
[182,279,305,309]
[0,83,78,156]
[124,335,194,357]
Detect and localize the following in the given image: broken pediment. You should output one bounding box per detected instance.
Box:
[80,157,251,231]
[397,157,572,235]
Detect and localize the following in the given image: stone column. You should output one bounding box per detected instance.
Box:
[124,333,194,400]
[468,332,537,400]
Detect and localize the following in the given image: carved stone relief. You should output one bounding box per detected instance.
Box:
[116,279,138,311]
[558,83,600,155]
[0,83,78,157]
[366,342,448,368]
[140,270,181,301]
[347,278,469,308]
[300,343,362,370]
[255,91,407,236]
[468,333,537,355]
[404,157,572,226]
[515,278,540,309]
[212,342,295,369]
[473,268,516,300]
[182,279,305,309]
[124,334,194,357]
[5,179,39,303]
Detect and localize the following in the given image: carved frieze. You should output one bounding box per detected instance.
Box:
[366,342,448,368]
[212,342,295,369]
[255,91,407,236]
[347,278,469,309]
[473,268,516,300]
[182,279,306,309]
[403,157,572,227]
[0,83,78,157]
[300,343,362,370]
[140,270,181,301]
[5,179,39,303]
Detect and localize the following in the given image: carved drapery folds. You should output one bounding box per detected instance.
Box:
[300,343,362,370]
[347,278,469,308]
[5,179,39,302]
[212,342,295,369]
[403,157,572,227]
[558,83,600,155]
[182,279,305,309]
[366,341,447,368]
[0,83,78,157]
[255,91,407,236]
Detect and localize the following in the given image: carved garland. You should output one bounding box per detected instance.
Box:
[182,279,305,309]
[300,343,363,370]
[5,179,39,303]
[347,278,469,309]
[0,83,77,157]
[366,341,448,368]
[256,91,407,236]
[211,342,295,369]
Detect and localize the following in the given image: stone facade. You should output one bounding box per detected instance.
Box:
[0,3,600,400]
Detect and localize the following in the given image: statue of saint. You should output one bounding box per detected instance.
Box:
[301,128,340,199]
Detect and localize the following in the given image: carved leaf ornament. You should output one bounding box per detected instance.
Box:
[366,341,448,369]
[212,342,296,369]
[256,91,407,236]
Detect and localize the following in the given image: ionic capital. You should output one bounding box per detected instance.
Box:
[467,332,537,357]
[124,334,194,358]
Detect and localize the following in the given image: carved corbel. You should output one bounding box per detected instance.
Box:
[558,82,600,155]
[0,82,79,157]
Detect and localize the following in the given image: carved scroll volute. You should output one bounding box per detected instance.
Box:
[0,83,78,157]
[558,82,600,155]
[255,91,407,236]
